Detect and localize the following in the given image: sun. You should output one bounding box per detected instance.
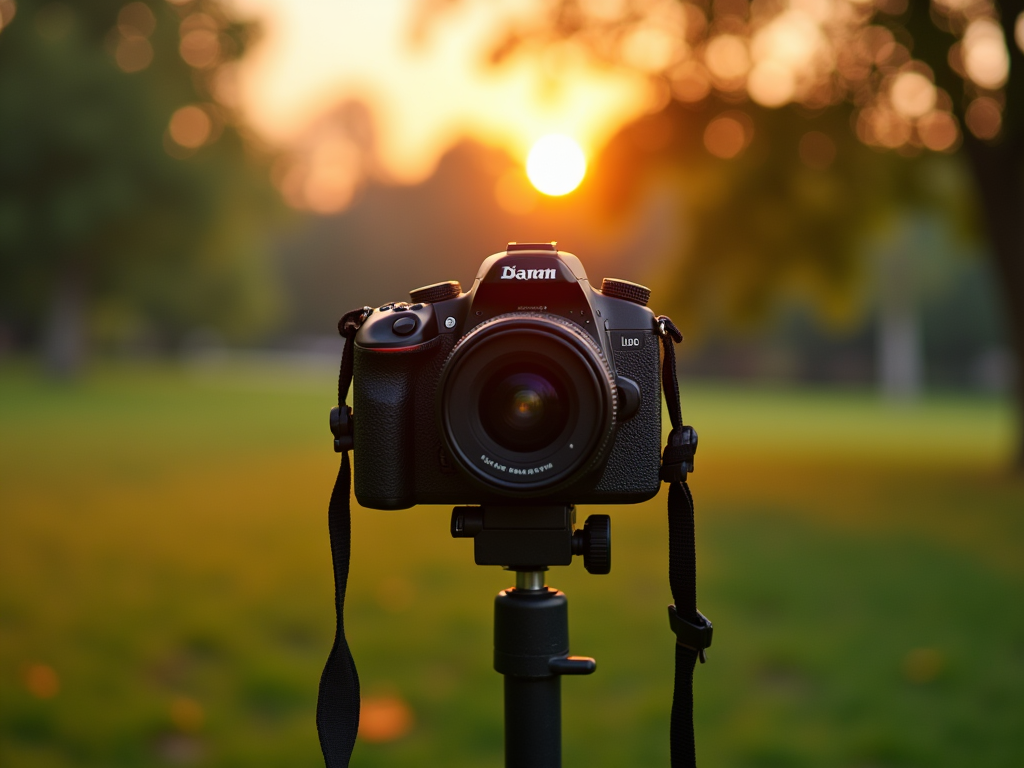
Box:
[526,134,587,196]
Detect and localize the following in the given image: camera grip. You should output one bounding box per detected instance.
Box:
[352,345,420,509]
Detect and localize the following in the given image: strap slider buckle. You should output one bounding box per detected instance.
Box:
[330,405,354,453]
[668,605,713,663]
[659,425,697,482]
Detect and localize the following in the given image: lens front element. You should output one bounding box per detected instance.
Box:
[480,366,569,453]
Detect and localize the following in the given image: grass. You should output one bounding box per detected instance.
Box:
[1,360,1022,767]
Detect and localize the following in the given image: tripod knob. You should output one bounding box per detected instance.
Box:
[582,515,611,575]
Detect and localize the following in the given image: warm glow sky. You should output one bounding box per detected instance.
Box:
[229,0,657,183]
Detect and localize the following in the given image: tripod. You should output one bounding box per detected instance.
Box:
[451,504,611,768]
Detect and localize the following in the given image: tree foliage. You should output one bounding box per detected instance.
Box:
[435,0,1021,152]
[0,0,281,370]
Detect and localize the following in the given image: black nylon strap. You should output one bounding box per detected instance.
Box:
[317,307,369,768]
[668,480,699,768]
[657,315,706,768]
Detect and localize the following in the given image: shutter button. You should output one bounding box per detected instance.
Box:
[392,316,417,336]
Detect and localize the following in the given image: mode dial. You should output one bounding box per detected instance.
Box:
[601,278,651,307]
[410,281,462,304]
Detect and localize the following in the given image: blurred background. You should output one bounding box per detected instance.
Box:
[1,0,1022,766]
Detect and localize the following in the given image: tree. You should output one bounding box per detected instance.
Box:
[418,0,1024,468]
[0,0,281,374]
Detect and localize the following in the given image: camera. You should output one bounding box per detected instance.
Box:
[350,242,663,509]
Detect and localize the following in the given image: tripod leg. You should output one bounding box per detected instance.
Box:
[504,675,561,768]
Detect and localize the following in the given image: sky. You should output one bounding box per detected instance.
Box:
[228,0,658,184]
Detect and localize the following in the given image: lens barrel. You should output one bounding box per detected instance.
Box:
[438,314,617,494]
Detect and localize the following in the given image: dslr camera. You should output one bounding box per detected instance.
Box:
[349,242,664,510]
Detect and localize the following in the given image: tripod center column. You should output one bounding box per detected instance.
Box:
[515,569,547,591]
[495,575,569,768]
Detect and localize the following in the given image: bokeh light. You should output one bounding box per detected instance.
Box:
[746,8,827,107]
[116,37,153,73]
[359,696,414,743]
[965,96,1002,139]
[118,2,155,39]
[670,60,711,102]
[23,663,59,699]
[917,110,960,152]
[620,23,681,73]
[890,71,936,119]
[180,13,221,69]
[526,134,587,196]
[962,19,1010,89]
[111,0,156,73]
[168,105,213,149]
[748,60,796,107]
[704,113,751,159]
[705,34,750,85]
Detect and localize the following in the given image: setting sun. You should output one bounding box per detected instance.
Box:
[526,134,587,196]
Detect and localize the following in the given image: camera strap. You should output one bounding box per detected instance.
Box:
[317,306,370,768]
[318,308,709,768]
[657,315,710,768]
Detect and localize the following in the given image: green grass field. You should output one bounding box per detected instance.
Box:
[2,361,1022,767]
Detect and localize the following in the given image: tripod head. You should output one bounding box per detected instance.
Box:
[450,505,611,574]
[450,504,608,767]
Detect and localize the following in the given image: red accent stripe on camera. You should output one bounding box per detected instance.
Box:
[371,345,423,353]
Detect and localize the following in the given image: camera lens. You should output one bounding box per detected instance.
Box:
[438,314,617,495]
[479,366,569,453]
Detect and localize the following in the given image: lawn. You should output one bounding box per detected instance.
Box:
[1,360,1022,767]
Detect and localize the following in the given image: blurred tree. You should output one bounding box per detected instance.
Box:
[418,0,1024,468]
[0,0,281,374]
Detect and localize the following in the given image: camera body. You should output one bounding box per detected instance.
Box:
[351,243,663,509]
